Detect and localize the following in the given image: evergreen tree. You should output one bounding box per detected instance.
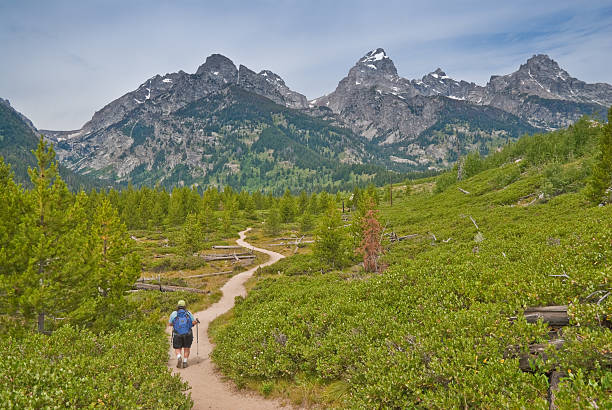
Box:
[265,206,281,235]
[23,138,72,332]
[221,198,236,235]
[279,189,297,223]
[244,195,257,220]
[299,210,315,233]
[297,190,309,214]
[586,107,612,204]
[178,212,205,256]
[81,197,139,330]
[313,204,351,269]
[0,157,30,323]
[199,203,218,233]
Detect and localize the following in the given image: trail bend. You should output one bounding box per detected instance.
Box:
[167,228,287,409]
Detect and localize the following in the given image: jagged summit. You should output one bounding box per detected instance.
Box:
[359,48,389,62]
[521,54,559,71]
[195,54,237,78]
[355,48,397,75]
[429,68,449,79]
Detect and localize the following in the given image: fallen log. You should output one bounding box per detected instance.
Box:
[201,252,252,257]
[212,245,244,250]
[524,306,569,327]
[183,270,233,279]
[458,187,470,194]
[548,370,566,410]
[133,283,207,294]
[202,254,256,261]
[153,253,174,259]
[505,339,565,372]
[268,241,314,246]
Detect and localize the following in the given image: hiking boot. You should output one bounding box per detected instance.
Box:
[183,359,188,368]
[177,357,183,369]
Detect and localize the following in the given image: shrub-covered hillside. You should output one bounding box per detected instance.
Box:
[210,113,612,408]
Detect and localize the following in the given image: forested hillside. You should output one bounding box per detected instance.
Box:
[0,102,112,190]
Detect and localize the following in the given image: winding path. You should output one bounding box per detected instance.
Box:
[167,228,287,409]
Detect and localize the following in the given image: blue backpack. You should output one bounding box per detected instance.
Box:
[173,309,193,335]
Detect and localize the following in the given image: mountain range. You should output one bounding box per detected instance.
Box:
[3,48,610,191]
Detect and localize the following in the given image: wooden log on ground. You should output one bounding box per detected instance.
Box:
[458,187,470,194]
[524,306,569,327]
[153,253,174,258]
[548,370,566,410]
[506,339,565,372]
[202,254,256,261]
[133,282,207,294]
[212,245,244,250]
[268,240,314,246]
[183,270,234,279]
[201,252,252,257]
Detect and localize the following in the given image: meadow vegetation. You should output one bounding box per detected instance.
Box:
[1,109,611,407]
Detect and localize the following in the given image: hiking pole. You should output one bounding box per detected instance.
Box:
[196,318,200,356]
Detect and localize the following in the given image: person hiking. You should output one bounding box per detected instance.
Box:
[169,300,199,368]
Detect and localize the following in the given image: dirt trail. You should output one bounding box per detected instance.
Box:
[167,228,287,409]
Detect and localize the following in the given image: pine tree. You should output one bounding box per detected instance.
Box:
[313,204,351,269]
[586,107,612,204]
[82,197,139,330]
[265,207,281,235]
[279,189,297,223]
[178,212,204,256]
[0,157,30,322]
[23,137,72,332]
[299,210,315,233]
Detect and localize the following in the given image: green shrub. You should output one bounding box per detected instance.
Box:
[0,322,192,409]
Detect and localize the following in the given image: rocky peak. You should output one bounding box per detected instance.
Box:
[354,48,398,76]
[195,54,238,82]
[430,68,448,78]
[521,54,561,73]
[238,65,307,109]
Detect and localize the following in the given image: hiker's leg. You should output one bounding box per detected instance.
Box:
[174,348,182,357]
[183,347,190,358]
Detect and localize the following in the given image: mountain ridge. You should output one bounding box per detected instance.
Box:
[25,49,612,189]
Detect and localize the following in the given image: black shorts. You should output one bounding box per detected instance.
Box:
[172,331,193,349]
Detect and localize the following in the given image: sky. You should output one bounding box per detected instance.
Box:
[1,0,611,130]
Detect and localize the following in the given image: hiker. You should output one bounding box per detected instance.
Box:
[169,299,199,368]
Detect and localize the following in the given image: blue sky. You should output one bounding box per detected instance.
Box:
[1,0,611,130]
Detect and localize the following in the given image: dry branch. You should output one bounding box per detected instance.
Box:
[212,245,244,250]
[469,216,479,230]
[458,187,470,194]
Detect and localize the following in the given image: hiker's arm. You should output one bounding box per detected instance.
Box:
[189,312,198,325]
